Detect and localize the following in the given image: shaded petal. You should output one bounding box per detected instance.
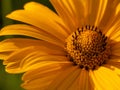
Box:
[4,46,68,73]
[22,63,63,90]
[47,66,80,90]
[0,52,12,60]
[108,58,120,62]
[99,0,120,33]
[105,13,120,41]
[79,70,93,90]
[50,0,91,31]
[111,42,120,56]
[0,38,64,60]
[107,60,120,69]
[0,24,64,47]
[22,63,74,90]
[50,0,109,31]
[92,0,108,26]
[0,38,63,52]
[68,73,80,90]
[104,2,120,37]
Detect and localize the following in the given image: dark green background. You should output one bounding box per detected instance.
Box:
[0,0,54,90]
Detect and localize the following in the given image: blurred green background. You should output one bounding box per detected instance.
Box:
[0,0,54,90]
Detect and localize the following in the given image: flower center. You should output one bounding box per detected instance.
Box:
[66,26,111,70]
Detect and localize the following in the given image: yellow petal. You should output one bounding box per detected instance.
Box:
[24,2,70,35]
[0,38,64,52]
[83,0,108,27]
[50,0,77,32]
[0,38,64,60]
[104,64,120,76]
[22,63,72,89]
[92,67,120,90]
[58,68,81,90]
[68,73,80,90]
[0,24,64,47]
[111,47,120,56]
[89,70,103,90]
[108,58,120,62]
[104,2,120,37]
[22,64,61,89]
[0,52,12,60]
[5,46,69,73]
[7,9,68,42]
[111,42,120,56]
[116,3,120,15]
[79,69,93,90]
[47,66,79,90]
[94,0,108,26]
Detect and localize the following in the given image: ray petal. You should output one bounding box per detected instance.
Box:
[0,38,64,52]
[22,63,62,90]
[47,66,80,90]
[92,67,120,90]
[24,2,70,35]
[50,0,89,32]
[4,46,69,73]
[0,24,64,47]
[7,3,69,41]
[79,69,93,90]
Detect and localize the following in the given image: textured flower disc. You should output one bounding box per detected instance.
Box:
[66,25,111,70]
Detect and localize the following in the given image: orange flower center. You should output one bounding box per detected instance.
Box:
[66,26,111,70]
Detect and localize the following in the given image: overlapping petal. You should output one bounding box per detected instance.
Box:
[0,0,120,90]
[4,45,68,73]
[90,67,120,90]
[6,2,69,39]
[0,24,64,47]
[22,63,72,90]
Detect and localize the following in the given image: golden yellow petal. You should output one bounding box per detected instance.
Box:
[104,2,120,37]
[83,0,108,27]
[22,63,71,90]
[6,9,68,42]
[98,0,120,34]
[111,44,120,56]
[57,68,81,90]
[107,60,120,68]
[109,58,120,62]
[92,67,120,90]
[88,70,102,90]
[22,64,61,80]
[79,69,92,90]
[116,3,120,15]
[94,0,108,26]
[47,66,79,90]
[20,56,70,72]
[0,38,64,52]
[5,46,69,73]
[71,0,89,26]
[51,0,89,28]
[104,64,120,76]
[111,42,120,56]
[0,52,12,60]
[24,2,70,35]
[0,24,64,47]
[22,74,56,90]
[50,0,77,32]
[68,73,80,90]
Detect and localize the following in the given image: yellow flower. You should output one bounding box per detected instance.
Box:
[1,0,120,90]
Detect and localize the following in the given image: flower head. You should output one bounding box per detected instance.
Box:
[1,0,120,90]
